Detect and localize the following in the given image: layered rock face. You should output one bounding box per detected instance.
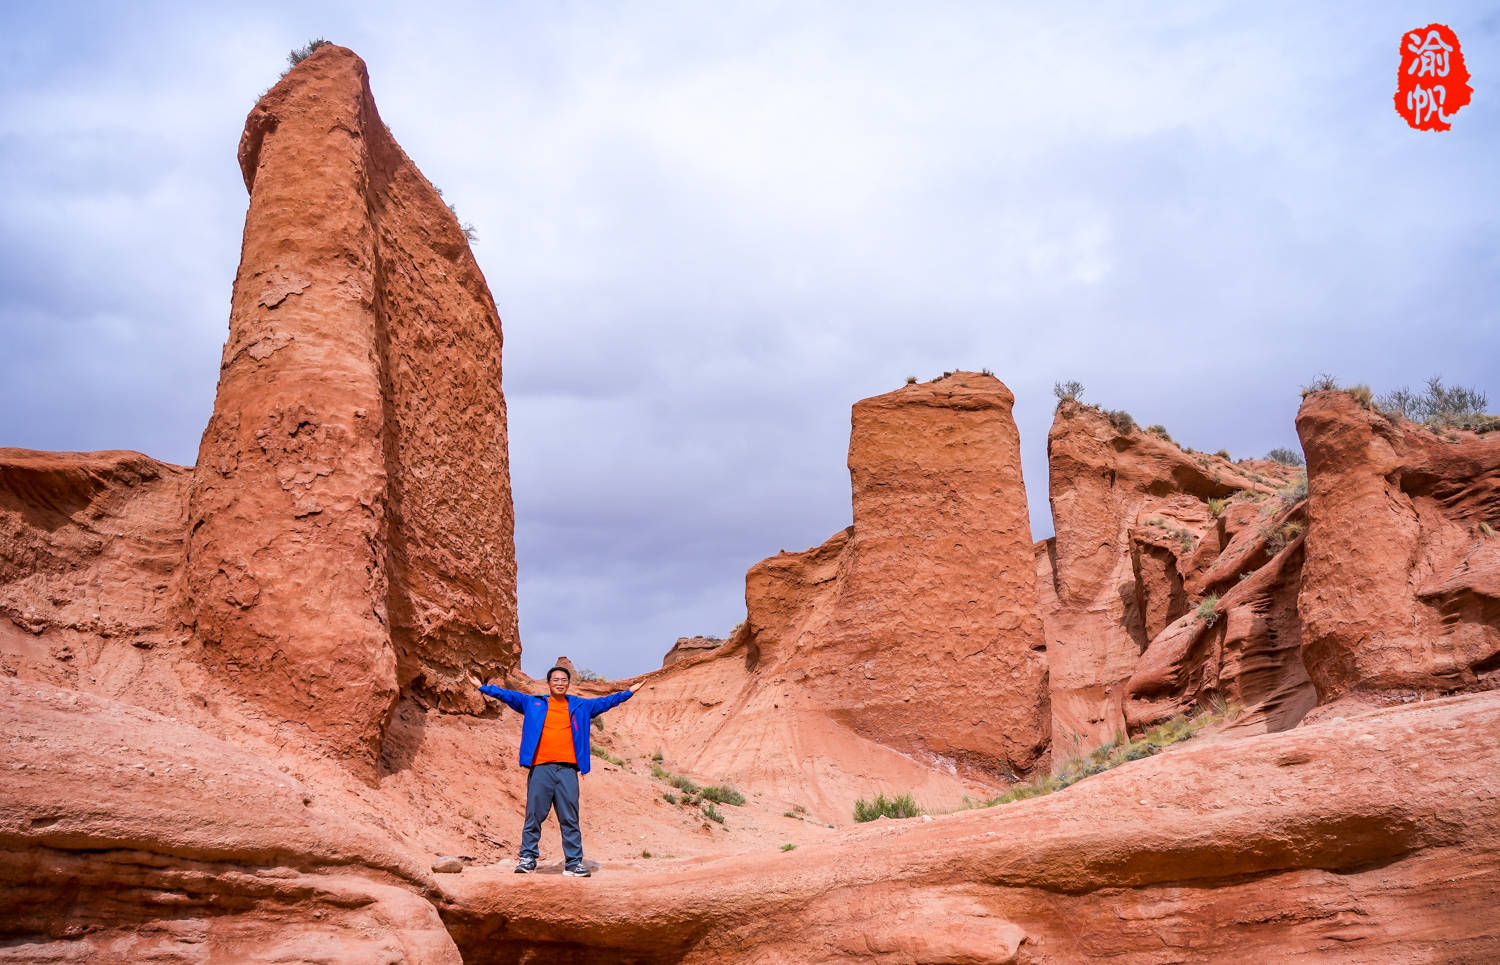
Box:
[1041,403,1310,753]
[1296,390,1500,702]
[1,450,190,658]
[183,45,517,770]
[661,635,724,666]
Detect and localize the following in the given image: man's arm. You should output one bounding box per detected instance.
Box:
[479,685,531,713]
[580,689,633,714]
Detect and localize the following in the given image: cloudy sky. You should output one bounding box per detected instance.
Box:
[3,2,1497,679]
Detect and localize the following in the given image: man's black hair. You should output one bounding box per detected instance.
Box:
[547,665,571,681]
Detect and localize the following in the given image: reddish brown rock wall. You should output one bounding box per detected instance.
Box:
[182,46,517,771]
[0,450,190,661]
[1296,391,1500,702]
[1042,405,1307,752]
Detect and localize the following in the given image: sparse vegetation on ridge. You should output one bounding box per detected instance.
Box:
[1301,373,1340,397]
[1195,594,1220,627]
[1053,380,1085,404]
[853,792,922,822]
[968,706,1238,809]
[282,38,330,77]
[1379,376,1491,427]
[1266,447,1304,466]
[1106,409,1137,433]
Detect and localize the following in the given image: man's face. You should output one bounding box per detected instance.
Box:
[548,671,570,698]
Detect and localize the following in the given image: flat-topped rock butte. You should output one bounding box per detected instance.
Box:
[2,46,1498,964]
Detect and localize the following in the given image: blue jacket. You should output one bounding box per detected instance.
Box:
[479,686,633,774]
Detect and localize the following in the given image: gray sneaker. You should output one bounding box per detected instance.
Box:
[563,863,591,877]
[514,857,537,874]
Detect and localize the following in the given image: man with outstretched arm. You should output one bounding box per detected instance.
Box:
[479,665,633,877]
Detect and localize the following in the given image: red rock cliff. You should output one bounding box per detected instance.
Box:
[1042,404,1310,752]
[1296,390,1500,703]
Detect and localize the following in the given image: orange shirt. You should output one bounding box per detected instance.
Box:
[532,697,576,765]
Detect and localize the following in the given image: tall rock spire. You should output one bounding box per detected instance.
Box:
[183,45,518,773]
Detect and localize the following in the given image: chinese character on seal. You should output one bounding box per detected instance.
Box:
[1395,24,1472,131]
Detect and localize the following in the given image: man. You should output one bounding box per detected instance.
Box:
[479,666,633,877]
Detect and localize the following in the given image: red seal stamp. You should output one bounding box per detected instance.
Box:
[1395,24,1472,131]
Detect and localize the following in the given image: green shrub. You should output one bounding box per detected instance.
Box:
[641,849,652,858]
[590,746,625,767]
[1265,447,1304,466]
[663,792,677,804]
[1207,497,1228,518]
[1053,380,1084,404]
[701,802,725,824]
[669,774,701,795]
[1214,449,1231,460]
[651,749,663,763]
[780,843,797,852]
[1195,594,1220,627]
[701,784,746,806]
[853,792,921,823]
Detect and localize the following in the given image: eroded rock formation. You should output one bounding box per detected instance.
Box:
[1,449,190,661]
[617,373,1050,807]
[661,635,723,666]
[1040,403,1309,753]
[184,44,518,771]
[1296,390,1500,703]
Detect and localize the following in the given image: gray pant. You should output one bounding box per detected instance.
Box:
[520,763,582,865]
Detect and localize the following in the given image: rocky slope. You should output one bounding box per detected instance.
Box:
[2,43,1498,965]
